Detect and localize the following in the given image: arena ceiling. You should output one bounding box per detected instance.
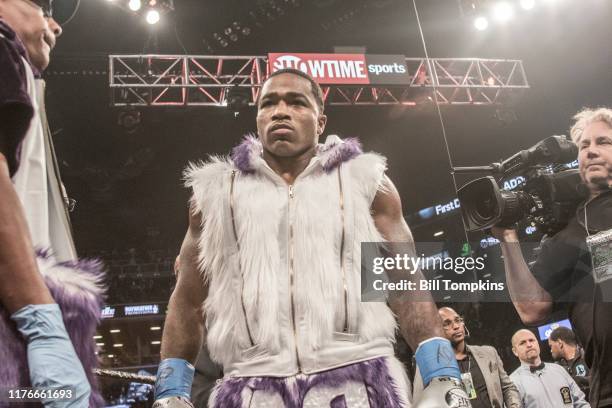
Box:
[44,0,611,251]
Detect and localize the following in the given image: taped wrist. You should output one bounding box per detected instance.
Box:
[415,337,461,386]
[155,358,195,400]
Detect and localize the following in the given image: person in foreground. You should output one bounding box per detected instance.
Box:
[510,329,589,408]
[0,0,104,406]
[153,68,472,407]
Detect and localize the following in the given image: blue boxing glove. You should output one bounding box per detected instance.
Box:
[11,303,91,407]
[414,337,461,386]
[154,358,195,401]
[414,337,471,408]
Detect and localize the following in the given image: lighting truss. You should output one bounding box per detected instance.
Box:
[109,55,529,107]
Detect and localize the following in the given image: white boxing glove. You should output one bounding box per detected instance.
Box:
[152,396,194,408]
[413,377,472,408]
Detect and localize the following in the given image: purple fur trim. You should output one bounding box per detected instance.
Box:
[0,253,106,408]
[230,133,260,173]
[230,134,363,175]
[212,357,404,408]
[319,137,362,173]
[35,247,53,260]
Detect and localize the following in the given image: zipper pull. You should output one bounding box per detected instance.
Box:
[289,185,294,198]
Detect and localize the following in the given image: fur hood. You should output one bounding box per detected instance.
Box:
[229,133,363,174]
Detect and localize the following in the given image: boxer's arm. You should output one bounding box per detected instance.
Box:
[161,204,208,362]
[155,205,207,404]
[372,177,466,401]
[371,176,444,348]
[0,153,54,313]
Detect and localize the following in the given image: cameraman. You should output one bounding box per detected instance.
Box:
[492,107,612,407]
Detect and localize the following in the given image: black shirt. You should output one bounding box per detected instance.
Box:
[559,347,590,397]
[458,351,491,408]
[531,190,612,407]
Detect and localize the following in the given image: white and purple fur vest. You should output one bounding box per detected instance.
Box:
[185,135,399,378]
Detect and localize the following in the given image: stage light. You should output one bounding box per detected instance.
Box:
[107,354,115,358]
[146,9,160,24]
[110,329,120,333]
[493,2,514,22]
[113,343,124,348]
[433,231,445,237]
[129,0,142,11]
[93,335,102,339]
[151,341,161,345]
[96,342,105,347]
[520,0,535,10]
[474,16,489,30]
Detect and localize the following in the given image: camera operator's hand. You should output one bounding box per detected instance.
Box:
[491,226,519,243]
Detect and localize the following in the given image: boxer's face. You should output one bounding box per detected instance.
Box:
[257,73,326,159]
[0,0,62,71]
[577,120,612,194]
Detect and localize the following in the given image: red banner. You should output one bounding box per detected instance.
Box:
[268,53,370,85]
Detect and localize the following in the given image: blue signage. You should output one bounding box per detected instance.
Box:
[537,319,573,341]
[124,304,160,316]
[502,176,526,190]
[434,198,461,216]
[101,306,116,319]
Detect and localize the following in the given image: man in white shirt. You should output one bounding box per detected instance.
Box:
[510,329,589,408]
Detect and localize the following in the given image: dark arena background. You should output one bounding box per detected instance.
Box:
[39,0,611,405]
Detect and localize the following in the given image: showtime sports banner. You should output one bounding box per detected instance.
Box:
[268,53,411,85]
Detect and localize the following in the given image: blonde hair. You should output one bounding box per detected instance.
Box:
[570,107,612,143]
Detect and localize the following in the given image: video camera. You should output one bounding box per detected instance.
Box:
[456,135,586,235]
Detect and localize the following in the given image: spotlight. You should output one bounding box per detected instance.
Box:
[520,0,535,9]
[128,0,141,11]
[219,39,228,47]
[230,33,238,42]
[224,27,232,35]
[241,27,251,36]
[493,1,514,22]
[474,16,489,30]
[146,9,160,24]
